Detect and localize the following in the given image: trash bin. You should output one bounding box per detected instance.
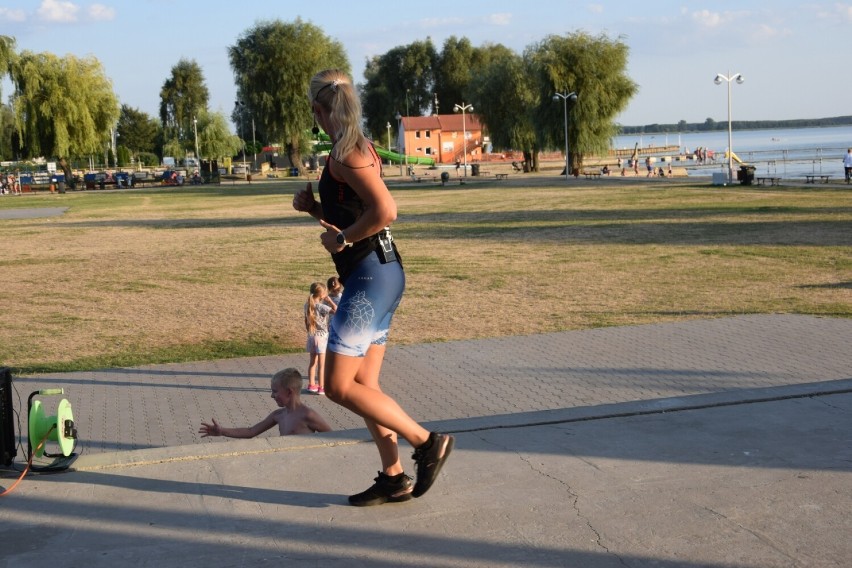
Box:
[737,165,756,186]
[290,167,299,177]
[471,163,480,176]
[440,171,450,185]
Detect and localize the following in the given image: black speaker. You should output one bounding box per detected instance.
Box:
[0,368,15,467]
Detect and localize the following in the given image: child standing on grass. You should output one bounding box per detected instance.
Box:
[199,368,332,438]
[327,276,343,306]
[305,282,337,394]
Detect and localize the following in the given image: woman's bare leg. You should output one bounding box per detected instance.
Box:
[325,345,430,453]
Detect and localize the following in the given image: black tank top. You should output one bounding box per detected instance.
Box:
[318,144,400,282]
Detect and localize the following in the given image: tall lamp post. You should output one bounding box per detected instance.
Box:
[553,91,577,181]
[453,102,473,177]
[395,112,404,176]
[235,101,247,179]
[193,117,199,163]
[386,122,391,159]
[714,72,744,184]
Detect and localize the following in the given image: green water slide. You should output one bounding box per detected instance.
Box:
[310,131,434,166]
[374,146,435,166]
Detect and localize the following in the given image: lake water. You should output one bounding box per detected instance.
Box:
[612,125,852,178]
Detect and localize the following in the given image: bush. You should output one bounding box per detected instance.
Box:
[135,152,160,167]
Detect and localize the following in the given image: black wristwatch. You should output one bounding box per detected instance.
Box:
[336,231,353,247]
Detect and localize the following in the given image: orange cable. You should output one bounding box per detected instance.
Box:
[0,424,56,497]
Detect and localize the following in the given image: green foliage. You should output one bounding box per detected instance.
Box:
[116,145,131,167]
[159,58,209,150]
[228,18,349,168]
[197,109,241,162]
[468,47,537,153]
[362,39,437,138]
[118,104,160,155]
[136,152,160,167]
[10,50,119,160]
[527,32,637,169]
[0,35,16,100]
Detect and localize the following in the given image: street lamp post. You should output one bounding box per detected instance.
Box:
[553,91,577,181]
[252,117,256,166]
[193,117,199,163]
[386,122,391,161]
[453,102,473,177]
[714,72,744,184]
[395,112,404,176]
[235,101,247,179]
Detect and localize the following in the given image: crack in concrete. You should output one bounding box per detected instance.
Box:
[700,505,803,566]
[479,431,629,567]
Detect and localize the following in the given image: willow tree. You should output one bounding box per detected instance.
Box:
[196,109,242,170]
[467,46,541,166]
[0,36,16,160]
[229,19,348,169]
[159,58,209,156]
[527,32,637,173]
[10,51,119,180]
[0,35,15,97]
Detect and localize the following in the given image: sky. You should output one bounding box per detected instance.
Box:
[2,0,851,129]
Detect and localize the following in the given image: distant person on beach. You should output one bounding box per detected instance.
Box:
[199,368,332,438]
[843,148,852,183]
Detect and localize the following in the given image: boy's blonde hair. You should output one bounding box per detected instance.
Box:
[271,368,303,392]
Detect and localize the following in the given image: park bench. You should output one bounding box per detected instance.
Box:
[805,174,831,184]
[583,171,602,180]
[495,173,509,180]
[756,177,781,186]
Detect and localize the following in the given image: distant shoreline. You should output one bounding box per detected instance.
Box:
[620,115,852,135]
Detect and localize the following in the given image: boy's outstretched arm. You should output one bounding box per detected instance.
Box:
[199,413,277,439]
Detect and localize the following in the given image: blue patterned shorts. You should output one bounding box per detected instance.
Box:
[328,252,405,357]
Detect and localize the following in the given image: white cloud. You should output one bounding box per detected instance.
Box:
[419,16,463,29]
[88,4,115,21]
[0,8,27,22]
[838,2,852,21]
[486,12,512,26]
[587,4,604,14]
[691,9,731,28]
[36,0,80,23]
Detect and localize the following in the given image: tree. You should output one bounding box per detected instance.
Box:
[468,46,539,166]
[527,32,637,173]
[196,109,242,168]
[361,39,437,139]
[117,104,160,157]
[0,35,15,99]
[159,58,209,156]
[433,36,475,110]
[10,50,119,175]
[229,19,348,170]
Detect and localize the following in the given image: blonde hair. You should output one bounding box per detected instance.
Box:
[271,367,303,392]
[309,69,368,163]
[305,282,327,334]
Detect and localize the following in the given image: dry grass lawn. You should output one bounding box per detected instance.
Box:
[1,174,850,373]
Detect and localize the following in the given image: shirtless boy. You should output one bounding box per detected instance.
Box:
[199,368,332,438]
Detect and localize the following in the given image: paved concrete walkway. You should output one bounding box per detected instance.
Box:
[2,315,851,567]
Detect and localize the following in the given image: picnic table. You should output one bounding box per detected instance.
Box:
[495,173,509,180]
[756,177,781,186]
[805,174,831,184]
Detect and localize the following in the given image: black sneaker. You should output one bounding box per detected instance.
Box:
[348,472,413,507]
[411,432,454,498]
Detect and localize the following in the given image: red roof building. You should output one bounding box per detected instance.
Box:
[399,113,485,165]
